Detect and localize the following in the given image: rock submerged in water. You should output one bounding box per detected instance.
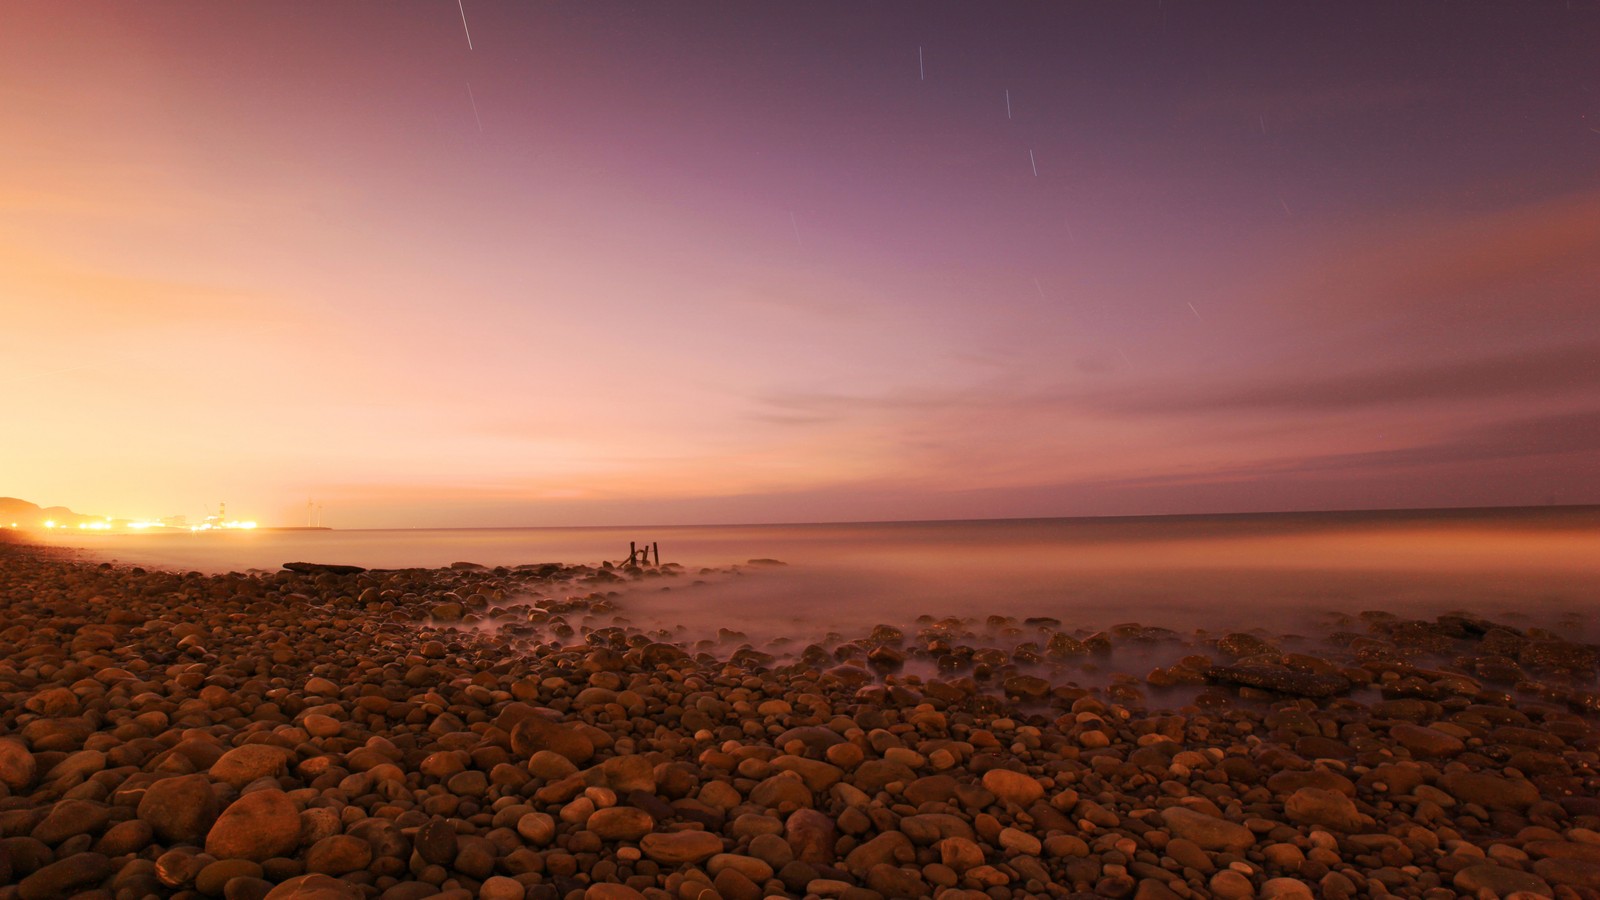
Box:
[280,561,367,575]
[1204,663,1352,697]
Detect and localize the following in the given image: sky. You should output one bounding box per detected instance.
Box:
[3,2,1598,528]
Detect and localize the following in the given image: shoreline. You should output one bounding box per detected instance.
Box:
[1,539,1598,899]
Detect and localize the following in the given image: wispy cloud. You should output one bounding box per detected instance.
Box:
[1287,190,1600,348]
[1093,341,1600,415]
[0,247,266,329]
[1098,408,1600,489]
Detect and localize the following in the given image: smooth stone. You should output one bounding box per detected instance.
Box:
[1452,863,1552,896]
[479,875,528,900]
[195,859,266,895]
[981,769,1044,805]
[1439,771,1541,811]
[1162,806,1255,852]
[587,806,654,841]
[1532,858,1600,888]
[786,808,838,865]
[0,738,37,791]
[1260,877,1314,899]
[1209,869,1255,899]
[206,789,303,862]
[211,745,294,788]
[138,773,221,843]
[31,798,111,844]
[640,830,723,864]
[510,714,595,764]
[1389,723,1465,758]
[584,885,648,900]
[262,873,365,899]
[304,835,372,876]
[1283,788,1364,832]
[17,852,114,900]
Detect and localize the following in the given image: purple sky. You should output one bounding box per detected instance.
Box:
[3,2,1598,527]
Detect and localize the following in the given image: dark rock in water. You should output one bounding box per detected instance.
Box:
[1205,664,1352,698]
[448,561,487,570]
[1218,633,1279,658]
[281,562,366,575]
[1047,632,1087,656]
[1519,639,1599,673]
[1467,655,1526,684]
[866,645,906,670]
[1480,628,1528,657]
[867,624,904,643]
[1003,674,1051,701]
[1435,614,1495,637]
[746,558,787,566]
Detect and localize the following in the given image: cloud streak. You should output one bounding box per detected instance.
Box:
[1094,340,1600,415]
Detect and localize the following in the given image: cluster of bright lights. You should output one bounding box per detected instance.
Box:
[37,517,257,531]
[190,521,258,531]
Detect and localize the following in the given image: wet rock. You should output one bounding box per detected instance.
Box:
[1206,664,1351,697]
[281,562,366,575]
[1218,633,1279,658]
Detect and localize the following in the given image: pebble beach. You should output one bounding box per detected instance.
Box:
[2,534,1598,900]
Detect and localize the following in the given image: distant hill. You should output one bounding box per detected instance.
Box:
[0,497,96,529]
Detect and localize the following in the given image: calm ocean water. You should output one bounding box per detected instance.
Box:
[36,506,1600,643]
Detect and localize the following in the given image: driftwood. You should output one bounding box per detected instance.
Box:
[625,542,661,567]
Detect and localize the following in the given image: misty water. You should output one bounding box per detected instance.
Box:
[41,506,1600,650]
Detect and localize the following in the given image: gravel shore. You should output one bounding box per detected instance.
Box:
[1,537,1597,900]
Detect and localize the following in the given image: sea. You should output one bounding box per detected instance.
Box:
[34,505,1600,648]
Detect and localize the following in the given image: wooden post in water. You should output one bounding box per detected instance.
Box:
[652,542,659,566]
[628,542,637,566]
